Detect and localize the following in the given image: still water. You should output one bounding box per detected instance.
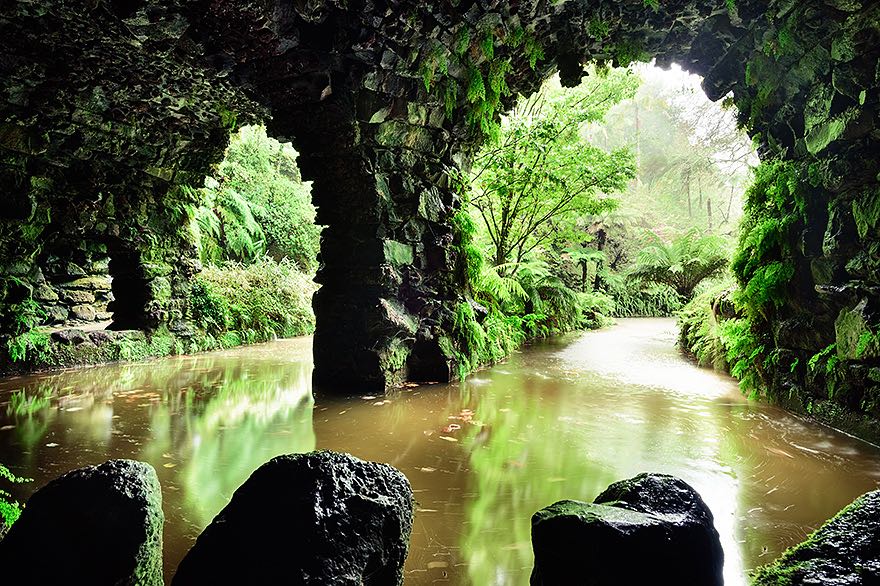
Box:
[1,318,879,584]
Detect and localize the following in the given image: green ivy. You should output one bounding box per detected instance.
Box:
[732,160,808,317]
[418,24,544,135]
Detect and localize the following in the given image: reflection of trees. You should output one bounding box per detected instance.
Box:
[0,345,316,532]
[458,377,619,585]
[457,368,749,585]
[143,361,315,527]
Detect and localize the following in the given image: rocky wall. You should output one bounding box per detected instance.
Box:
[0,1,260,351]
[2,0,880,433]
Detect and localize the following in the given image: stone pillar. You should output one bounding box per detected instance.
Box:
[279,89,462,392]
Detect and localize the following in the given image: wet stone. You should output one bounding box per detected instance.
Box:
[173,451,414,586]
[530,473,723,586]
[0,459,164,586]
[753,490,880,585]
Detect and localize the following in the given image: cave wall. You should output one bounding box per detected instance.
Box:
[2,0,880,436]
[0,1,260,341]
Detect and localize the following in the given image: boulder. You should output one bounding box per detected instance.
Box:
[530,473,723,586]
[50,328,89,345]
[0,459,163,586]
[752,490,880,585]
[173,451,414,586]
[71,304,97,321]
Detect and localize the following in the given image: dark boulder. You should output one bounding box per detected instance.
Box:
[752,490,880,585]
[172,450,414,586]
[530,473,723,586]
[0,459,163,586]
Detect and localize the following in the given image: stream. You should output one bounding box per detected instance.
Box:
[1,317,879,584]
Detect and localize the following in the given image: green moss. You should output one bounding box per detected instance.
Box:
[751,494,871,585]
[853,188,880,239]
[587,19,610,40]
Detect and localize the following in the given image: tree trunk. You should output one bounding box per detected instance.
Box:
[686,171,692,218]
[707,197,713,231]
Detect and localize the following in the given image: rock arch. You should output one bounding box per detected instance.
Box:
[2,1,879,436]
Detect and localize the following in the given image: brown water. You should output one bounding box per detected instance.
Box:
[1,318,879,584]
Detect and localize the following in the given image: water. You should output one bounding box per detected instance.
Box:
[1,318,879,584]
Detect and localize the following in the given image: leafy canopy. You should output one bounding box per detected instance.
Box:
[469,68,639,266]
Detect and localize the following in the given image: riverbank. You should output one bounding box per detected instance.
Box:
[0,258,316,376]
[678,287,880,446]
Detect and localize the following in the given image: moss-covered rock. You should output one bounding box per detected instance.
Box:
[0,459,164,586]
[752,490,880,585]
[530,473,723,586]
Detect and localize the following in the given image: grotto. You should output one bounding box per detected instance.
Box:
[2,0,879,435]
[2,1,880,582]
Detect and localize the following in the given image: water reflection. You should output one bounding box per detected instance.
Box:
[0,340,316,573]
[0,320,879,585]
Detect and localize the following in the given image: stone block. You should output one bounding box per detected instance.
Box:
[71,304,97,321]
[62,276,112,291]
[33,284,58,302]
[61,289,96,304]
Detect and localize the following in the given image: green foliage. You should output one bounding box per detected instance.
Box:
[419,23,544,134]
[607,275,683,318]
[588,19,610,40]
[449,205,612,377]
[2,289,50,363]
[188,279,229,335]
[453,210,483,287]
[740,260,794,311]
[732,160,807,318]
[0,462,31,535]
[719,316,765,396]
[628,229,730,300]
[523,32,544,70]
[470,68,638,267]
[193,126,320,270]
[856,331,880,358]
[677,279,768,397]
[195,258,317,343]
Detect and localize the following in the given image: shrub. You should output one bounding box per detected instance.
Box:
[194,258,317,342]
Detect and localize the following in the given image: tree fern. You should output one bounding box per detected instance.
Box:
[628,229,729,300]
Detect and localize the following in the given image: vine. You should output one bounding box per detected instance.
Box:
[418,22,544,135]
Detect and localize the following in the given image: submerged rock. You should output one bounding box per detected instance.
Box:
[752,490,880,585]
[530,473,723,586]
[0,459,163,586]
[173,450,414,586]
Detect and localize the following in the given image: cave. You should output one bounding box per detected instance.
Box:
[1,1,879,436]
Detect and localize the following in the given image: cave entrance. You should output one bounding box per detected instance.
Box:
[106,243,148,331]
[573,62,759,317]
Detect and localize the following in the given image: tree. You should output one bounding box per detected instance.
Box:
[582,65,757,236]
[469,68,639,267]
[628,229,729,300]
